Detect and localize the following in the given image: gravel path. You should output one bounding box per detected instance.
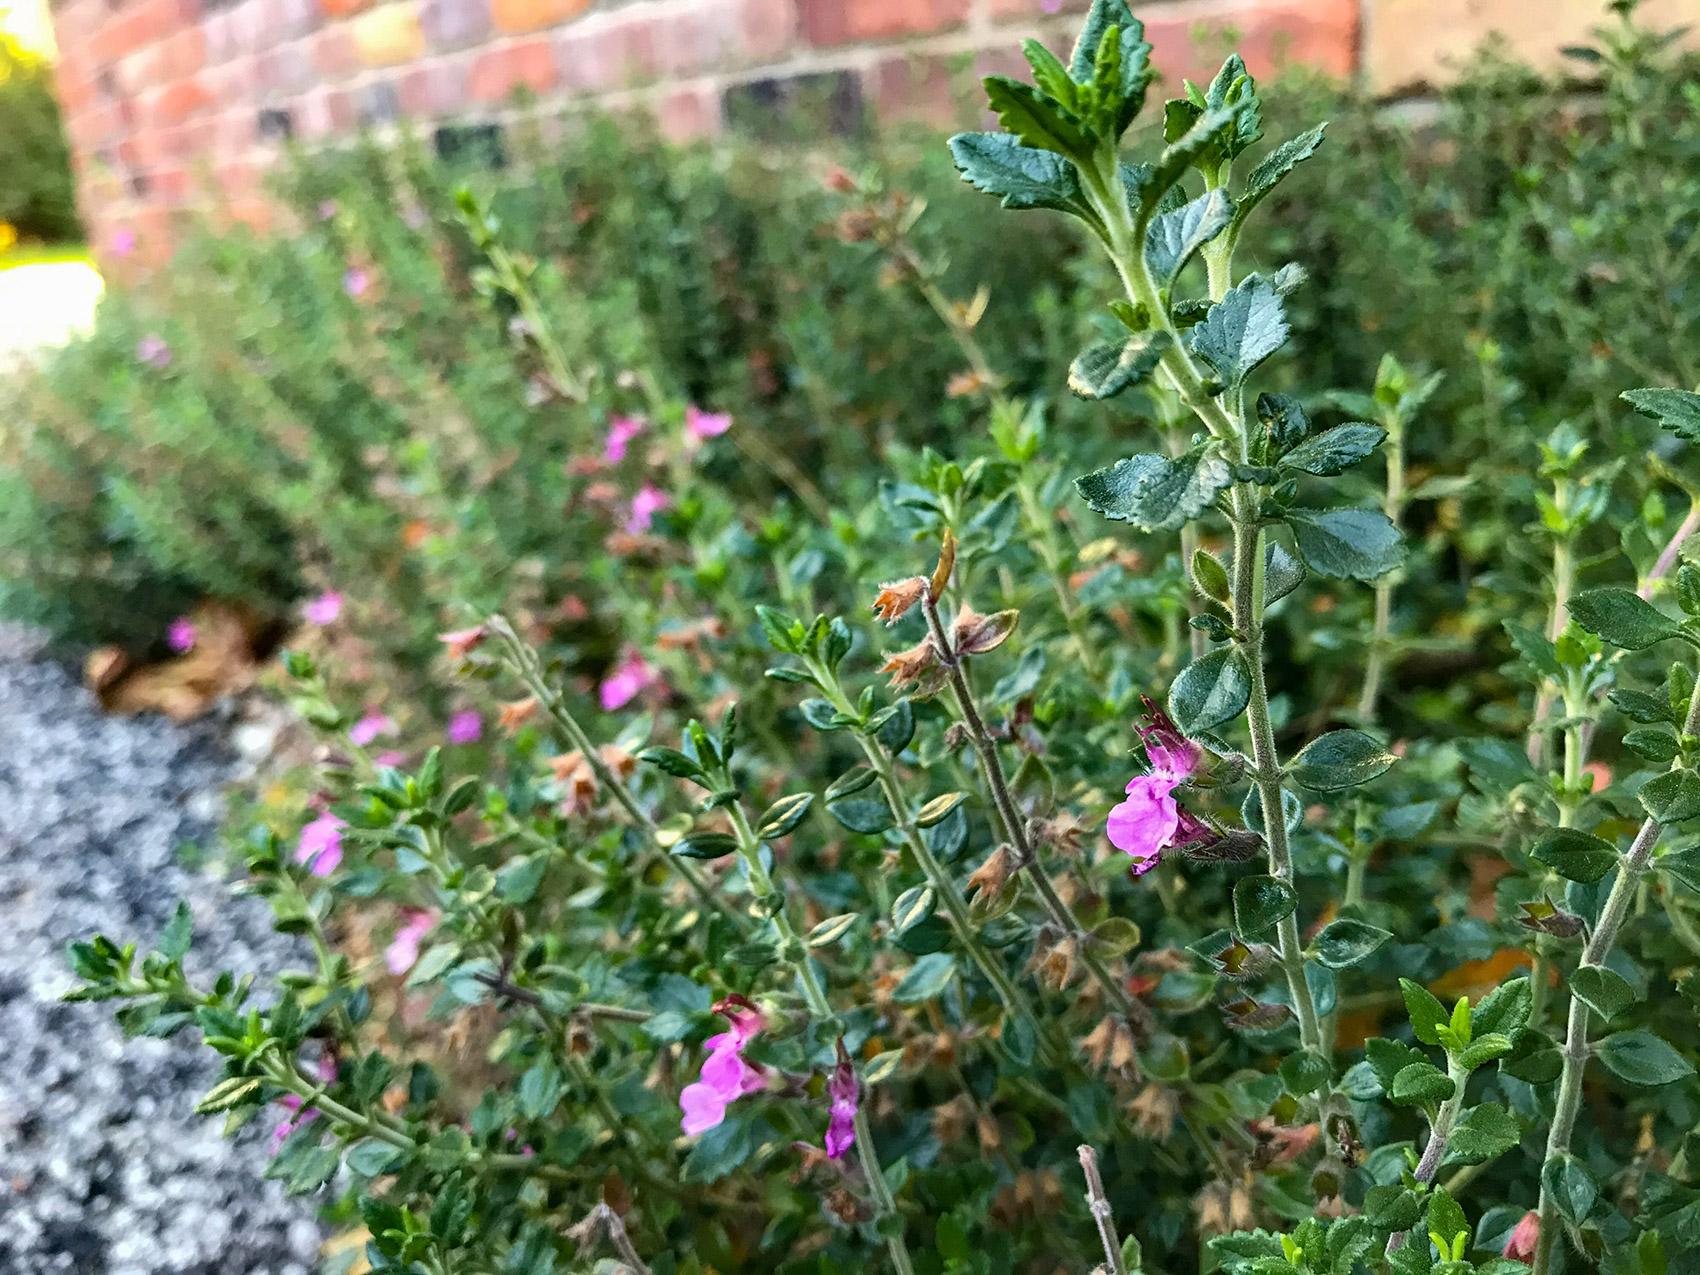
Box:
[0,627,324,1275]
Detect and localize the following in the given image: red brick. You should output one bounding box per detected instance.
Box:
[1144,0,1358,88]
[554,15,658,93]
[421,0,492,47]
[869,53,968,129]
[655,5,742,75]
[657,84,721,142]
[257,43,315,94]
[321,0,376,15]
[159,26,207,79]
[468,37,556,100]
[491,0,590,34]
[256,0,323,47]
[202,11,239,64]
[310,25,359,76]
[153,79,214,126]
[150,165,192,204]
[798,0,968,46]
[738,0,795,62]
[986,0,1089,19]
[398,55,472,113]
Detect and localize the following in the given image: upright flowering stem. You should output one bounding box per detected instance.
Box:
[917,594,1141,1023]
[1531,682,1700,1275]
[484,616,733,924]
[720,802,915,1275]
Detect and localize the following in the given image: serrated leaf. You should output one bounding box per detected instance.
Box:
[1075,447,1232,533]
[1390,1060,1455,1105]
[1505,621,1563,679]
[1145,189,1233,287]
[1597,1029,1695,1085]
[1277,422,1386,476]
[1612,687,1676,724]
[1289,730,1395,791]
[1141,105,1245,216]
[1426,1186,1470,1252]
[1657,846,1700,891]
[947,132,1093,218]
[1232,874,1296,936]
[1184,274,1288,386]
[1067,330,1173,399]
[1310,918,1391,968]
[1501,1027,1564,1084]
[638,747,706,780]
[1532,826,1618,883]
[1169,645,1251,733]
[1286,507,1405,581]
[807,913,858,948]
[983,75,1089,157]
[1401,977,1448,1045]
[1568,588,1688,650]
[1233,122,1327,230]
[1069,0,1153,133]
[1623,387,1700,441]
[1471,977,1533,1038]
[1624,728,1681,762]
[1279,1049,1330,1097]
[158,900,193,962]
[1569,965,1635,1022]
[892,952,957,1002]
[1642,769,1700,823]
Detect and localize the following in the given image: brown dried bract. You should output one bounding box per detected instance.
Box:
[953,603,1019,656]
[871,577,928,625]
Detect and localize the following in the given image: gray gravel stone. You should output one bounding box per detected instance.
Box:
[0,629,324,1274]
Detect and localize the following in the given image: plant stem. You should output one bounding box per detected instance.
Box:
[919,595,1140,1023]
[1229,494,1329,1078]
[721,804,915,1275]
[1357,406,1406,723]
[1386,1055,1469,1253]
[485,615,732,922]
[1528,535,1574,768]
[1078,1146,1130,1275]
[1532,683,1700,1275]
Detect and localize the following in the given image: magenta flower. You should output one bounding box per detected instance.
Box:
[375,749,406,767]
[317,200,338,221]
[599,652,658,711]
[303,591,342,625]
[825,1049,858,1160]
[604,415,646,463]
[437,625,487,660]
[272,1054,337,1148]
[137,335,172,368]
[349,712,398,747]
[385,909,436,975]
[166,617,197,653]
[110,226,137,257]
[1106,698,1201,875]
[343,268,370,298]
[680,995,767,1137]
[685,404,732,440]
[447,709,482,744]
[626,484,670,533]
[1040,0,1063,12]
[295,813,346,877]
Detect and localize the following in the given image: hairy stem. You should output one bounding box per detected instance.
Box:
[1386,1056,1469,1253]
[1357,407,1406,722]
[1078,1146,1129,1275]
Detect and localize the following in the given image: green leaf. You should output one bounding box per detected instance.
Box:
[1310,918,1392,968]
[681,1112,761,1182]
[915,792,966,827]
[494,853,548,903]
[1068,330,1173,400]
[1090,916,1142,959]
[1543,1152,1598,1224]
[892,952,957,1002]
[1169,645,1252,733]
[1532,826,1619,883]
[1505,621,1563,679]
[1471,977,1533,1038]
[194,1076,263,1115]
[344,1138,401,1177]
[1625,728,1681,763]
[1278,422,1386,476]
[518,1060,565,1119]
[1364,1184,1423,1231]
[1145,189,1233,287]
[1233,122,1327,231]
[1265,541,1306,605]
[1069,0,1153,132]
[1458,1032,1514,1071]
[983,76,1088,157]
[1426,1187,1470,1253]
[1140,105,1245,216]
[1390,1060,1455,1105]
[1501,1027,1564,1084]
[1612,687,1676,724]
[638,747,706,780]
[1232,874,1296,937]
[1286,507,1405,581]
[1022,37,1078,111]
[807,913,858,948]
[946,132,1093,219]
[158,900,194,962]
[1597,1029,1695,1085]
[1641,769,1700,823]
[1280,1049,1330,1097]
[1568,588,1688,650]
[671,832,741,860]
[1401,977,1448,1045]
[1185,274,1288,387]
[755,792,814,839]
[1569,965,1636,1022]
[1623,387,1700,441]
[1365,1036,1428,1090]
[1191,548,1231,603]
[1075,447,1233,534]
[1289,730,1395,791]
[891,885,936,934]
[826,794,894,835]
[1657,846,1700,891]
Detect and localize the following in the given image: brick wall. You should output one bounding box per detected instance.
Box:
[48,0,1697,264]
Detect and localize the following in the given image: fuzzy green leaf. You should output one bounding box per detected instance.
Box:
[1597,1029,1695,1085]
[1074,447,1232,532]
[1234,122,1328,229]
[1310,918,1392,968]
[947,132,1093,218]
[1390,1060,1455,1105]
[1232,874,1296,937]
[1286,507,1405,581]
[1569,965,1636,1022]
[1641,768,1700,823]
[1623,387,1700,441]
[1289,730,1396,791]
[1278,422,1387,476]
[983,76,1089,157]
[1542,1153,1598,1223]
[1532,827,1618,883]
[1568,588,1688,650]
[1400,977,1448,1045]
[1145,189,1233,287]
[1184,274,1288,386]
[892,952,957,1002]
[1170,645,1252,733]
[1067,329,1173,399]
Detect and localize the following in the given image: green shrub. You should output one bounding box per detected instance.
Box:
[0,34,79,243]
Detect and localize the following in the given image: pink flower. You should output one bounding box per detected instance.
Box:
[137,335,171,368]
[110,227,136,257]
[625,484,670,533]
[437,626,487,660]
[385,909,436,975]
[447,709,482,744]
[1105,698,1201,875]
[295,813,346,877]
[303,590,342,625]
[680,995,767,1137]
[685,404,732,440]
[604,415,646,463]
[1503,1211,1540,1263]
[317,200,338,221]
[599,652,658,711]
[825,1048,858,1160]
[349,712,398,747]
[1040,0,1063,11]
[375,749,406,767]
[343,268,370,298]
[166,617,197,653]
